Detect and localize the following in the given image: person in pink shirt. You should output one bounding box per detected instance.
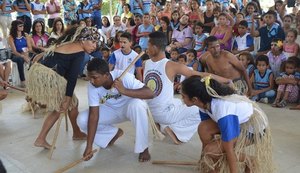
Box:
[46,0,60,28]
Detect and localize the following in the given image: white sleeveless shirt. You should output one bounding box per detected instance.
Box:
[144,58,174,115]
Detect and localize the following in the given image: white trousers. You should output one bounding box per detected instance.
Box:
[151,98,201,142]
[77,99,149,153]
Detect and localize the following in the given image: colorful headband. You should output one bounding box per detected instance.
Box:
[77,27,100,41]
[201,75,211,87]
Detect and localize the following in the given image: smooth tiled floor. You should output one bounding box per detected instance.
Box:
[0,80,299,173]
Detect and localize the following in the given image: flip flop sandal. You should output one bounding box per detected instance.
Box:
[277,100,287,108]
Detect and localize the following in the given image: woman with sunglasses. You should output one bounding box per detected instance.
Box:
[27,26,100,149]
[8,19,32,88]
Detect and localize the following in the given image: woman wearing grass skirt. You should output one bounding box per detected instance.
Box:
[27,26,100,149]
[181,75,275,173]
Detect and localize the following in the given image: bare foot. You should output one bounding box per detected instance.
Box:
[108,128,124,147]
[290,104,300,110]
[138,148,151,162]
[73,132,87,140]
[164,126,182,145]
[34,139,53,149]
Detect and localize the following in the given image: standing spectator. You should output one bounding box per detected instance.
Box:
[31,20,49,53]
[0,0,14,48]
[77,0,92,20]
[130,0,143,15]
[49,17,64,39]
[251,10,285,56]
[31,0,46,22]
[131,13,142,45]
[115,0,125,16]
[13,0,31,34]
[137,13,154,51]
[8,20,32,87]
[46,0,60,29]
[63,0,77,27]
[200,0,214,34]
[91,0,102,29]
[142,0,151,14]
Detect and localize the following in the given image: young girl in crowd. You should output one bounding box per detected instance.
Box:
[50,17,64,39]
[186,49,202,72]
[193,22,207,58]
[283,29,299,58]
[267,38,287,78]
[101,16,111,36]
[273,59,300,107]
[181,75,274,173]
[170,10,180,30]
[244,2,259,30]
[238,51,255,78]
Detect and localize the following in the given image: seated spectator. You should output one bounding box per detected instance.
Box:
[101,47,110,62]
[106,16,127,42]
[189,0,202,24]
[210,13,232,51]
[31,20,49,53]
[232,20,254,55]
[131,14,142,46]
[150,15,160,31]
[49,17,64,39]
[192,22,207,58]
[186,49,202,72]
[158,16,172,45]
[8,20,32,87]
[283,29,299,58]
[0,59,12,89]
[250,55,275,103]
[85,17,93,27]
[133,44,142,54]
[173,54,190,94]
[232,12,245,36]
[166,14,193,54]
[251,10,285,56]
[170,10,180,30]
[273,59,300,107]
[282,14,293,35]
[160,1,172,20]
[101,16,111,36]
[169,48,179,62]
[238,51,255,78]
[267,38,287,78]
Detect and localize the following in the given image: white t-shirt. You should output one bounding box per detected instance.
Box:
[31,1,46,20]
[88,70,144,109]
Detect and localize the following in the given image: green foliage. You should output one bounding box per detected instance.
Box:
[102,0,119,15]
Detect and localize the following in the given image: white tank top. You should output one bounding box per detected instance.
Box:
[144,58,174,114]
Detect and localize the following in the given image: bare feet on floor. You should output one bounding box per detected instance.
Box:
[290,104,300,110]
[164,126,182,145]
[108,128,124,147]
[34,139,53,149]
[138,148,151,162]
[73,131,87,140]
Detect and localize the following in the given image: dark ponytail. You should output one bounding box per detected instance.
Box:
[181,76,235,104]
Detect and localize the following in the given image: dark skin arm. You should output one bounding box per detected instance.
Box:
[222,139,238,173]
[113,78,155,99]
[83,106,99,161]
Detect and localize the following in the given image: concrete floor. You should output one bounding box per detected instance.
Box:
[0,79,299,173]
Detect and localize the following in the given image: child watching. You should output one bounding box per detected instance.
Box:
[250,55,275,103]
[273,59,300,107]
[137,13,155,51]
[186,49,202,72]
[232,12,245,36]
[283,29,299,58]
[232,20,254,55]
[173,54,191,94]
[101,47,110,62]
[267,38,287,78]
[169,48,179,62]
[133,44,142,54]
[238,51,255,78]
[193,22,207,58]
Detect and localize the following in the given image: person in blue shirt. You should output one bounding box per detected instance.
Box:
[77,0,93,20]
[90,0,102,29]
[181,75,274,173]
[13,0,32,34]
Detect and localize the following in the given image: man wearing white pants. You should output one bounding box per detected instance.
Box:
[77,58,154,162]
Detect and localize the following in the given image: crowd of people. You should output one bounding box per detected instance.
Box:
[0,0,300,172]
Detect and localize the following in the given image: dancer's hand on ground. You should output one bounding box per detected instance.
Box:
[0,81,8,87]
[113,78,126,95]
[83,147,94,161]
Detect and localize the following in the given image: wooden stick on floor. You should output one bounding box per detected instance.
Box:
[7,84,26,93]
[65,112,68,131]
[152,160,198,166]
[48,113,64,159]
[54,149,98,173]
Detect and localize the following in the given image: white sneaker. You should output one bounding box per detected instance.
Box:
[259,98,268,104]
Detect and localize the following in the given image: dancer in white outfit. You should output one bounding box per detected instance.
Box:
[77,58,154,162]
[144,32,234,144]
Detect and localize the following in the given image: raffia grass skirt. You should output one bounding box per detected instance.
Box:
[198,102,275,173]
[233,79,248,95]
[26,63,78,112]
